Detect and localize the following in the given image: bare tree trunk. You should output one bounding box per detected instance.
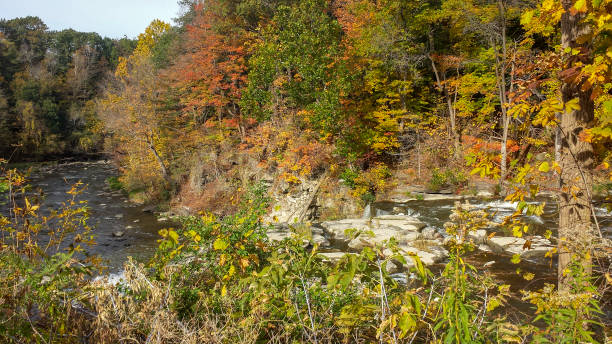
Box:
[558,0,594,290]
[428,54,460,160]
[494,0,515,187]
[555,124,562,187]
[147,134,169,181]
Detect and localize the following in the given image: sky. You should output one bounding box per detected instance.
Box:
[0,0,180,39]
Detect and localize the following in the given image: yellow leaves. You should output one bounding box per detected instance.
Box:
[223,264,236,281]
[135,19,171,58]
[571,0,588,14]
[520,10,534,26]
[23,197,39,216]
[512,225,529,238]
[213,237,229,251]
[564,98,581,113]
[115,56,129,79]
[186,230,202,243]
[159,228,179,245]
[168,230,179,244]
[538,161,550,173]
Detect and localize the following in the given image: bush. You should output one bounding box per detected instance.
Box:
[427,168,468,192]
[0,166,97,342]
[106,176,123,190]
[340,163,391,204]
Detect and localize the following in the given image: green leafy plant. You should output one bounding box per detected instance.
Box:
[106,176,123,191]
[428,168,469,193]
[522,260,603,344]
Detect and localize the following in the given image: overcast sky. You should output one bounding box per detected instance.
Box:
[0,0,180,39]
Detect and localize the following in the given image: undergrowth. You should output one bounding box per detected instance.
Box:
[0,163,607,343]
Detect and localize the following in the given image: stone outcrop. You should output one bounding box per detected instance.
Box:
[265,178,323,224]
[319,216,426,246]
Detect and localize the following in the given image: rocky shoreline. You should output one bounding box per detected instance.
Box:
[265,212,554,273]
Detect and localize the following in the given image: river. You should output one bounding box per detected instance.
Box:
[23,161,612,273]
[26,160,167,272]
[14,160,611,323]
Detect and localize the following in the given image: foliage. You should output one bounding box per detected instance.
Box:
[106,176,123,191]
[0,17,135,160]
[427,168,468,193]
[0,162,98,342]
[522,260,603,343]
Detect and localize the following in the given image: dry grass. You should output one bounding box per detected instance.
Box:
[88,259,263,344]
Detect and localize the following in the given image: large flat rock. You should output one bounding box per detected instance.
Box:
[348,229,420,250]
[486,236,553,259]
[321,216,426,244]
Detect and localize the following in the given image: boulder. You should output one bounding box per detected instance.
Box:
[312,233,330,247]
[486,236,553,259]
[468,229,488,244]
[321,216,426,244]
[478,244,493,253]
[112,231,125,237]
[393,244,449,269]
[371,215,427,231]
[265,178,323,224]
[319,251,354,262]
[320,218,370,243]
[348,229,420,250]
[266,229,291,242]
[421,227,438,240]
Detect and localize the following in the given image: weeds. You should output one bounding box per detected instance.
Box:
[0,165,606,343]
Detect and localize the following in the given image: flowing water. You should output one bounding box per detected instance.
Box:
[25,161,167,272]
[21,161,612,271]
[17,161,612,320]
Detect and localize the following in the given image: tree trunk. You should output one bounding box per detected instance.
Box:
[428,55,460,161]
[147,134,169,181]
[555,125,562,187]
[494,0,515,187]
[557,0,594,290]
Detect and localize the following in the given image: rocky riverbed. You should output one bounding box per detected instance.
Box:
[21,161,612,277]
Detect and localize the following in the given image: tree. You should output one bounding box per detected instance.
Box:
[170,1,247,137]
[557,0,595,289]
[520,0,612,289]
[99,20,172,182]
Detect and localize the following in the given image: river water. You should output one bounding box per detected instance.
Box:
[26,161,167,272]
[13,161,610,324]
[23,161,612,276]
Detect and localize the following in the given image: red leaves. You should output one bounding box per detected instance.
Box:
[169,1,248,121]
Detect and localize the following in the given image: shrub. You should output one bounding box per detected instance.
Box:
[0,165,97,342]
[342,163,392,204]
[427,168,468,192]
[106,176,123,190]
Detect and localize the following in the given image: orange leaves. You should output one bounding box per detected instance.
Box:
[462,135,520,155]
[170,2,248,120]
[430,54,464,74]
